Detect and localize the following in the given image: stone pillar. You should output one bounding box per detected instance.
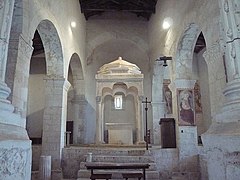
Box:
[71,94,87,144]
[0,1,31,180]
[42,77,71,170]
[39,155,51,180]
[152,102,165,145]
[171,79,199,173]
[202,1,240,180]
[152,61,166,145]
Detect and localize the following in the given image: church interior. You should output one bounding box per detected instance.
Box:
[1,0,240,179]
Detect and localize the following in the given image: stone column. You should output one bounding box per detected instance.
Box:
[42,77,71,170]
[171,79,199,173]
[136,95,145,144]
[0,1,31,180]
[202,1,240,180]
[6,34,33,117]
[39,155,51,180]
[0,0,14,81]
[0,0,15,115]
[95,96,104,144]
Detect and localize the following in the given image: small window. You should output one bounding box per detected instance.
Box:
[114,95,122,109]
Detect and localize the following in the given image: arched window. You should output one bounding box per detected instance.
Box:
[114,95,123,109]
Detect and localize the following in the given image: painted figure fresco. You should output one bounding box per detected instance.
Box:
[178,89,195,125]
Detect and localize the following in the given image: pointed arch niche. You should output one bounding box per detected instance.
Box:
[95,57,144,145]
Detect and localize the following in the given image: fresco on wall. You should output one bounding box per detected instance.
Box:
[163,79,172,114]
[194,81,202,113]
[178,89,195,126]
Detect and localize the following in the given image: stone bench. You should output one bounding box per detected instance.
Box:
[90,173,112,180]
[122,172,143,180]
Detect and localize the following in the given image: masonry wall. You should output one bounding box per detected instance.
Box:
[148,0,224,179]
[148,0,225,118]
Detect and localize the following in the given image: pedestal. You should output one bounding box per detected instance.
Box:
[39,155,51,180]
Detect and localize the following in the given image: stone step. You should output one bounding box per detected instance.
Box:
[65,146,152,157]
[78,169,159,179]
[84,155,154,163]
[80,162,157,170]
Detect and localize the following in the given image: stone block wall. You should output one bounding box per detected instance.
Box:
[151,148,179,179]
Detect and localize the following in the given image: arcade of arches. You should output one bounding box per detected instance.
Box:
[1,0,240,180]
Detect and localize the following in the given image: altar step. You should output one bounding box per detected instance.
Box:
[77,148,160,179]
[80,162,157,170]
[82,155,155,164]
[77,169,159,179]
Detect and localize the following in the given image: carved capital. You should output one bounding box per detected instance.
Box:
[0,148,29,177]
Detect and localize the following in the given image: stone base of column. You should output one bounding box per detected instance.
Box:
[0,124,31,180]
[178,126,199,172]
[202,121,240,180]
[201,79,240,179]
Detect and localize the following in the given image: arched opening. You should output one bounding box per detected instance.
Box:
[35,19,65,170]
[192,32,211,144]
[67,53,85,145]
[26,30,46,170]
[174,24,211,146]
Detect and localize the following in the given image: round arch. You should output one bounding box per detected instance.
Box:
[86,32,149,65]
[175,23,202,79]
[37,19,64,77]
[66,53,86,144]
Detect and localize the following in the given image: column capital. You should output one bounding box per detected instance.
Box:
[170,79,196,90]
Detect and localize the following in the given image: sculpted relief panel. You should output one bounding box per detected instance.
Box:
[0,148,29,178]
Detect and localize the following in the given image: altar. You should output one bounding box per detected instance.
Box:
[106,123,134,145]
[95,57,145,145]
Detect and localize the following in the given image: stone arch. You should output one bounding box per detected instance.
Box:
[175,23,202,79]
[37,20,64,78]
[112,83,128,96]
[67,53,86,144]
[86,32,148,65]
[68,53,84,94]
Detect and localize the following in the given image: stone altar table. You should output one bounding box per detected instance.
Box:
[106,123,134,145]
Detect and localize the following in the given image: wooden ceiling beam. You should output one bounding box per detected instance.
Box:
[79,0,158,20]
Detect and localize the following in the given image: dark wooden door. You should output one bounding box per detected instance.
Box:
[159,118,176,148]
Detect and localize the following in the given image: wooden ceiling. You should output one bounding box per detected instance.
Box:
[79,0,158,20]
